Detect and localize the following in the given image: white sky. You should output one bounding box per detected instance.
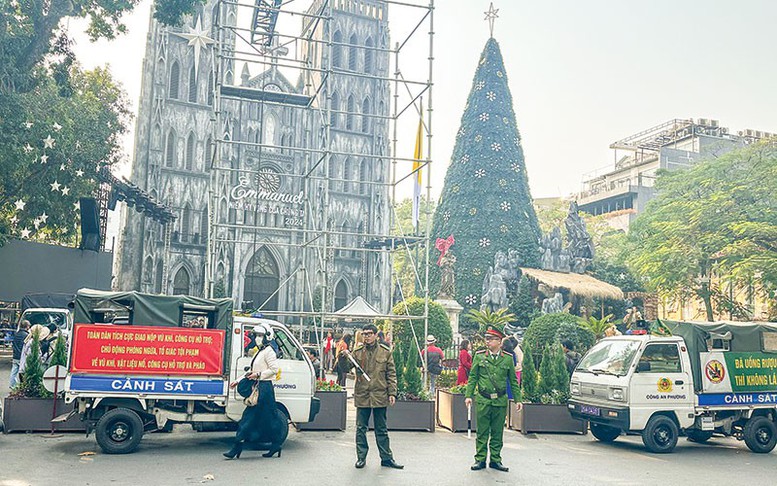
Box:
[69,0,777,245]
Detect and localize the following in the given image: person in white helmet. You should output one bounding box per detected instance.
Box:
[224,323,282,459]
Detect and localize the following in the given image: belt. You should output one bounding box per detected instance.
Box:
[479,390,505,400]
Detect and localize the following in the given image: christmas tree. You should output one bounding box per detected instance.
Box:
[430,37,541,316]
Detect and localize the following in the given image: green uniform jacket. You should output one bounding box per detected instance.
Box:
[339,342,397,408]
[464,349,521,407]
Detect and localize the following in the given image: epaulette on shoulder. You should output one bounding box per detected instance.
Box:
[501,350,513,357]
[475,349,487,355]
[352,344,364,352]
[379,342,391,351]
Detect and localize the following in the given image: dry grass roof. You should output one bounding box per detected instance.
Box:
[519,267,624,300]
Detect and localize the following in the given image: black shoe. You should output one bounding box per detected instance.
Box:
[355,459,366,469]
[223,442,243,459]
[471,461,486,471]
[262,447,282,458]
[381,459,404,469]
[489,462,509,472]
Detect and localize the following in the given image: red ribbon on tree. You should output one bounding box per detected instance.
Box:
[435,234,455,266]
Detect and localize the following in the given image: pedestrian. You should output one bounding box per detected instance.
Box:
[307,348,321,378]
[9,320,30,389]
[561,339,582,375]
[622,306,643,330]
[456,340,472,385]
[324,331,334,371]
[421,335,444,394]
[335,333,352,387]
[224,324,284,459]
[465,325,521,472]
[338,323,403,470]
[18,324,50,378]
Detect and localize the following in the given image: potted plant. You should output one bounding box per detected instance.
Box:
[437,384,477,432]
[509,343,587,434]
[3,331,84,432]
[370,345,435,432]
[297,379,347,431]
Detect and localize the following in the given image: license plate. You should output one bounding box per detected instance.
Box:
[580,405,600,416]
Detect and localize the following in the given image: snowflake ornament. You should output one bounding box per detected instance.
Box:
[474,134,483,142]
[486,91,496,101]
[500,224,509,234]
[491,142,501,152]
[464,294,478,306]
[460,154,470,164]
[442,211,451,222]
[496,71,504,78]
[474,169,486,178]
[479,113,490,122]
[457,127,466,138]
[473,268,482,277]
[479,238,491,248]
[23,144,33,154]
[475,80,485,90]
[452,184,461,194]
[511,162,521,173]
[503,117,509,125]
[501,201,511,211]
[469,208,477,216]
[514,137,520,145]
[499,179,508,187]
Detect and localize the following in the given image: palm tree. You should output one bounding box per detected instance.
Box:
[466,308,516,333]
[582,314,614,340]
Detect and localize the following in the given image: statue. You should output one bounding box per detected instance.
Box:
[539,226,564,272]
[438,251,457,300]
[541,292,564,314]
[480,267,508,312]
[565,201,595,274]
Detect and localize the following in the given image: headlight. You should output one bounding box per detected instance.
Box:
[571,382,581,396]
[609,387,624,401]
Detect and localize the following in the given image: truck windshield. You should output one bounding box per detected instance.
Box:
[577,340,642,376]
[21,311,67,331]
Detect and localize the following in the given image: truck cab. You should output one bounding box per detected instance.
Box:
[570,321,777,454]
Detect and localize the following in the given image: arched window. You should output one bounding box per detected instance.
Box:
[346,95,355,131]
[330,91,339,128]
[339,221,348,257]
[205,137,213,170]
[155,260,164,293]
[361,97,371,133]
[343,157,352,192]
[348,34,358,71]
[356,222,365,258]
[165,129,177,167]
[172,267,191,295]
[207,75,214,106]
[328,157,338,189]
[359,159,370,194]
[332,31,343,68]
[181,204,192,241]
[334,279,348,311]
[200,204,208,243]
[244,247,280,311]
[143,257,153,285]
[364,37,374,73]
[169,61,180,99]
[152,124,162,149]
[188,67,197,103]
[185,132,195,170]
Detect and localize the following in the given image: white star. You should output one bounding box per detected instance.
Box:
[14,199,26,211]
[43,135,55,149]
[23,144,33,154]
[484,3,499,37]
[75,140,81,149]
[39,212,48,224]
[10,216,18,225]
[40,154,49,164]
[60,163,66,171]
[53,122,62,131]
[33,218,41,229]
[61,186,70,196]
[24,122,33,129]
[73,201,80,212]
[75,169,84,177]
[171,18,216,77]
[50,180,61,192]
[20,228,31,239]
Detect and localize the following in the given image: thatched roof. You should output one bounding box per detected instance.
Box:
[519,267,624,300]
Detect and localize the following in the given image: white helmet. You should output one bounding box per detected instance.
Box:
[252,323,275,341]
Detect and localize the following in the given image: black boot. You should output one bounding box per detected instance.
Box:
[223,441,243,459]
[262,447,282,458]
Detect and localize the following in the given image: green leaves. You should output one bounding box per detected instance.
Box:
[465,307,515,333]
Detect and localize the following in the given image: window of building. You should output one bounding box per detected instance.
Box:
[364,37,374,73]
[332,30,343,68]
[243,247,279,311]
[169,61,180,99]
[185,132,195,170]
[346,95,355,130]
[155,260,163,294]
[638,343,681,373]
[348,33,358,71]
[361,97,371,133]
[181,204,192,241]
[172,267,191,295]
[188,67,197,103]
[330,91,339,128]
[165,129,177,167]
[334,279,348,311]
[360,159,370,194]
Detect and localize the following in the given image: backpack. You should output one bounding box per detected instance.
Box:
[426,350,443,375]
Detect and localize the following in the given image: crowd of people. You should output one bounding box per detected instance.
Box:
[8,319,63,389]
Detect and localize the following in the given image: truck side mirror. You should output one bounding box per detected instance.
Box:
[637,361,651,373]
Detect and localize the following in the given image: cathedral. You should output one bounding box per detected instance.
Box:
[115,0,392,315]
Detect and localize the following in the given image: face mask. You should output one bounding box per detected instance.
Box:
[255,337,264,346]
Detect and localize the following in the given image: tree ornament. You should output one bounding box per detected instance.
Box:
[500,201,511,211]
[15,199,26,211]
[43,135,55,149]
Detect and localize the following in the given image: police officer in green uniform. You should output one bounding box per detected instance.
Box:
[339,323,404,470]
[465,325,521,472]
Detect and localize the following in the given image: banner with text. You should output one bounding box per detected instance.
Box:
[70,324,225,376]
[702,351,777,394]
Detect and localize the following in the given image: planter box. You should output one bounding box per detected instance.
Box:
[508,401,587,435]
[436,390,477,432]
[3,397,85,433]
[297,391,347,431]
[369,400,435,432]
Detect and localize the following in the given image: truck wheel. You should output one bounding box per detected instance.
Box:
[95,408,144,454]
[641,415,678,453]
[744,416,777,454]
[590,423,620,442]
[686,429,713,443]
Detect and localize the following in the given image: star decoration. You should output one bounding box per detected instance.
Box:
[33,218,41,230]
[43,135,55,149]
[23,144,33,154]
[10,216,18,225]
[474,169,486,178]
[60,163,66,171]
[464,294,478,306]
[474,134,483,142]
[39,212,49,224]
[61,186,70,196]
[491,142,502,151]
[24,122,33,129]
[40,154,49,164]
[479,238,491,248]
[75,169,84,177]
[14,199,26,211]
[20,228,31,239]
[484,2,499,37]
[75,141,81,149]
[618,273,627,280]
[510,162,522,173]
[486,91,496,101]
[53,122,62,131]
[171,18,216,77]
[50,180,62,192]
[503,117,509,125]
[473,268,482,277]
[501,201,511,211]
[479,113,490,122]
[514,137,520,145]
[73,201,80,212]
[497,71,504,78]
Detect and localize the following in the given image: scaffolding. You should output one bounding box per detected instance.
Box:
[205,0,435,374]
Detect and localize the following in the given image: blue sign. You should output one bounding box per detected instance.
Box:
[698,392,777,406]
[70,375,225,396]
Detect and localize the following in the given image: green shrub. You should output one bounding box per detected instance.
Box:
[436,369,458,390]
[400,349,424,400]
[521,345,539,403]
[449,384,467,394]
[536,343,570,405]
[523,312,584,366]
[49,333,68,368]
[538,345,555,396]
[509,276,538,326]
[15,329,50,398]
[389,297,452,350]
[393,343,405,393]
[555,321,596,355]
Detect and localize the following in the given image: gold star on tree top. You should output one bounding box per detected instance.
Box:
[484,2,499,38]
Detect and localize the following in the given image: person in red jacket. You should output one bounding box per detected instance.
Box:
[421,335,445,394]
[457,340,472,385]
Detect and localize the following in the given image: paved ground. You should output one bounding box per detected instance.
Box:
[2,358,775,486]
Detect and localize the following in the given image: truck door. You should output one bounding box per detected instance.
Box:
[629,342,695,430]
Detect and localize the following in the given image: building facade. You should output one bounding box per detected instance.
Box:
[115,0,392,314]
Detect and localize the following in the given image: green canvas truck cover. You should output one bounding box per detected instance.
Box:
[663,320,777,393]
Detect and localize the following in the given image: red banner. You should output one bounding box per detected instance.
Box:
[70,324,225,376]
